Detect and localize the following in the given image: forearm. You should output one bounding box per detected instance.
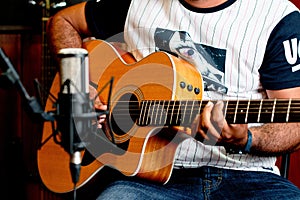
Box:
[250,123,300,155]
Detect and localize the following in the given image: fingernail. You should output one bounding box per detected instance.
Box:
[206,101,213,107]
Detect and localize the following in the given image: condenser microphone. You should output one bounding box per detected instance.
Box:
[57,48,90,186]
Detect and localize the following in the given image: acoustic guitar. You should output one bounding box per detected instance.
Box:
[37,39,300,194]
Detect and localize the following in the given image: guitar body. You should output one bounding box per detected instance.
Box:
[38,40,203,193]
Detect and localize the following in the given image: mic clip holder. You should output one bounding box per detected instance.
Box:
[56,80,90,155]
[0,47,115,189]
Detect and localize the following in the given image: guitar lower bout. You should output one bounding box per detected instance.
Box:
[38,39,203,194]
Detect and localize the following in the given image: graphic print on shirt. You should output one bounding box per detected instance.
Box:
[283,37,300,72]
[154,28,227,94]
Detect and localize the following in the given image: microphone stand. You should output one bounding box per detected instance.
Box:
[57,79,87,194]
[56,78,113,200]
[1,47,81,199]
[0,48,55,122]
[1,47,114,200]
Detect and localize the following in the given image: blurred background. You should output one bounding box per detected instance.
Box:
[0,0,299,199]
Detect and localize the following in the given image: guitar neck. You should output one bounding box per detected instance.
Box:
[137,99,300,126]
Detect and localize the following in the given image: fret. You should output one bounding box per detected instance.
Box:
[234,100,239,123]
[143,101,150,125]
[179,100,187,125]
[164,100,170,125]
[188,100,195,124]
[175,101,181,126]
[138,101,142,125]
[225,101,237,124]
[157,100,167,126]
[245,100,261,123]
[286,99,300,122]
[223,100,229,121]
[154,100,160,125]
[148,100,153,125]
[258,99,263,122]
[148,100,155,125]
[236,100,248,124]
[151,100,157,125]
[259,100,277,123]
[144,100,151,125]
[159,101,164,124]
[225,100,248,124]
[165,101,171,125]
[272,99,288,123]
[158,100,166,125]
[181,101,188,125]
[137,99,300,127]
[181,100,193,125]
[271,99,277,123]
[245,99,250,123]
[168,101,175,125]
[142,101,148,125]
[149,100,156,125]
[175,101,182,125]
[138,101,145,125]
[286,99,291,122]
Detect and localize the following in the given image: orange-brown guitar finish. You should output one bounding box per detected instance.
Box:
[37,40,203,193]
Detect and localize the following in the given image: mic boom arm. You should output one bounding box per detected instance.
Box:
[0,48,55,122]
[0,47,115,195]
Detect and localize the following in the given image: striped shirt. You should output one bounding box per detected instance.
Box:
[86,0,300,174]
[123,0,300,173]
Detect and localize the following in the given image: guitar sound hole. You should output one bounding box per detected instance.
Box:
[110,93,139,137]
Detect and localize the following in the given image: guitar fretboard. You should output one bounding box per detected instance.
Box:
[137,99,300,126]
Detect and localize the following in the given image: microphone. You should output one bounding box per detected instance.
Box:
[57,48,90,186]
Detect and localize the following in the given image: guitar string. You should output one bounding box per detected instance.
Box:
[102,100,300,124]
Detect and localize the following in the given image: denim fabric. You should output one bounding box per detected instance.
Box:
[96,166,300,200]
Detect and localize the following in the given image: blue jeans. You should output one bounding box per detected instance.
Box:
[96,166,300,200]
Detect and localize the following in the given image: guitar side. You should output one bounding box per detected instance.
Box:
[37,40,203,193]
